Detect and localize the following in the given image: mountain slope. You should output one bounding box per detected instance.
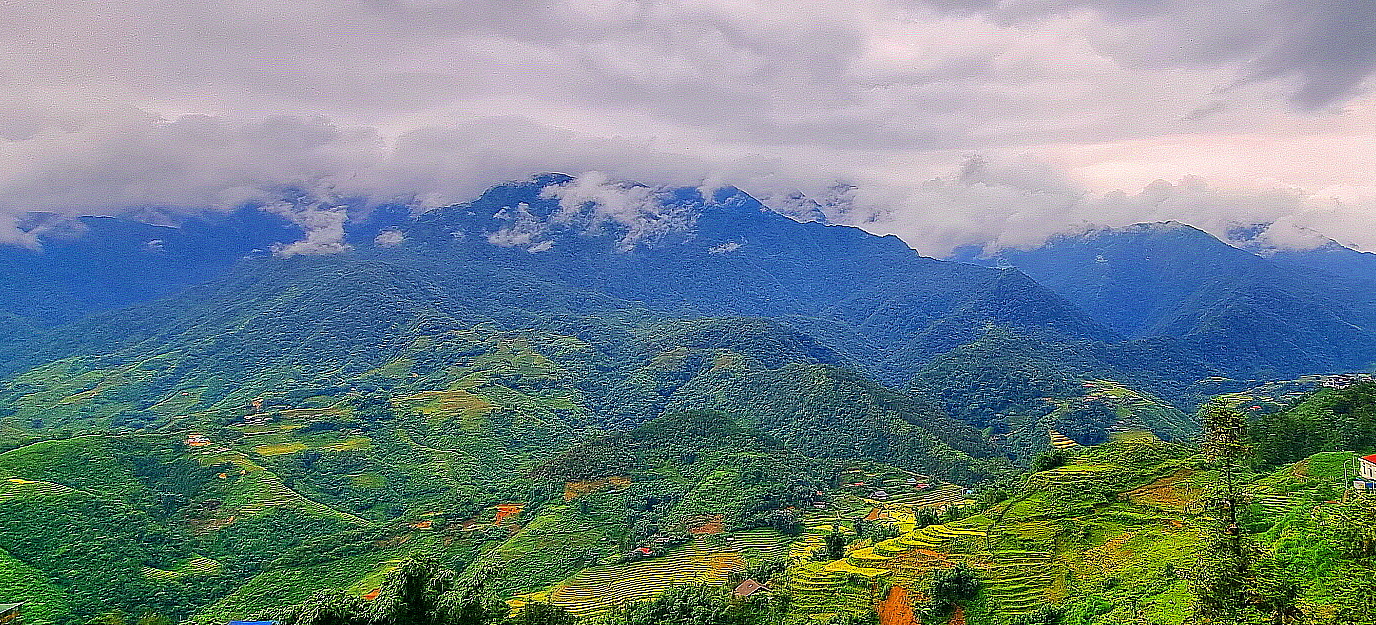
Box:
[977,222,1376,376]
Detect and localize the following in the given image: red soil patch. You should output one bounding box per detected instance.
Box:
[876,585,920,625]
[689,514,726,535]
[362,588,380,601]
[1125,468,1201,512]
[949,606,966,625]
[494,504,524,524]
[410,520,433,529]
[563,476,631,500]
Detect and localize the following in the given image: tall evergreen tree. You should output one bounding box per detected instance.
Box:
[1194,402,1256,623]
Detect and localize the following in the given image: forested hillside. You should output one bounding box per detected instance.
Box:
[1,175,1375,625]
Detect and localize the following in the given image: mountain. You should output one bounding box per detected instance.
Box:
[972,222,1376,377]
[1229,224,1376,282]
[393,174,1115,384]
[4,175,1376,625]
[0,204,417,334]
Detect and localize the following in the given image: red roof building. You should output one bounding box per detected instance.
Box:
[1360,454,1376,481]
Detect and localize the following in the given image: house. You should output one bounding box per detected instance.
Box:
[228,621,276,625]
[1360,455,1376,481]
[0,603,23,625]
[871,490,890,501]
[733,579,768,600]
[185,434,211,447]
[634,547,652,556]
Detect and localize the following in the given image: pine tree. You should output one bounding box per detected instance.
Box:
[1193,402,1256,623]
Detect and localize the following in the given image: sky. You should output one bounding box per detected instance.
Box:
[1,0,1374,255]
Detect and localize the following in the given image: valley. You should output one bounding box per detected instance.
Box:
[1,176,1375,625]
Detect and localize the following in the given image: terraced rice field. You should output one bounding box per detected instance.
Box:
[786,560,880,621]
[795,513,1061,617]
[0,478,77,501]
[1049,429,1080,450]
[142,556,224,581]
[253,441,308,456]
[1255,493,1300,515]
[202,451,372,525]
[393,389,495,426]
[850,522,987,568]
[976,550,1056,613]
[1025,464,1119,489]
[543,531,789,616]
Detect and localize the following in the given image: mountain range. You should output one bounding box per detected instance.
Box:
[3,173,1376,624]
[5,174,1376,453]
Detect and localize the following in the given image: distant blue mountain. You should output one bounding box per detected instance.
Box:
[971,222,1376,377]
[0,202,414,331]
[4,176,1373,403]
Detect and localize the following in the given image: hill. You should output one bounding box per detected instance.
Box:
[969,222,1376,377]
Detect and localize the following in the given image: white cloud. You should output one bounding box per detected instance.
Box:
[264,201,353,257]
[0,0,1372,254]
[374,229,406,247]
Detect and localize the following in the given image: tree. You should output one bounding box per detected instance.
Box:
[923,565,981,618]
[1318,493,1376,560]
[275,590,368,625]
[1010,606,1063,625]
[1032,450,1071,473]
[1193,402,1258,624]
[824,531,847,561]
[275,555,505,625]
[1246,556,1305,625]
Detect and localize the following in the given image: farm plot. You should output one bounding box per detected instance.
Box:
[543,532,789,616]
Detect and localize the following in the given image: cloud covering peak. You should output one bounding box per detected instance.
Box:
[0,0,1372,254]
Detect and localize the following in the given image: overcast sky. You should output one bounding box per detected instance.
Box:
[1,0,1374,254]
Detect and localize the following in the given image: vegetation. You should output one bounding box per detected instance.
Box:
[3,178,1376,625]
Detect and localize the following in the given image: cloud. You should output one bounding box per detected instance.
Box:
[823,154,1376,256]
[541,172,700,250]
[264,201,353,257]
[0,0,1373,255]
[484,172,701,252]
[935,0,1376,110]
[374,229,406,247]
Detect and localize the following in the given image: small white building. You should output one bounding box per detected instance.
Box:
[1361,455,1376,481]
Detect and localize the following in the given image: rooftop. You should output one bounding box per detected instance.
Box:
[733,579,766,598]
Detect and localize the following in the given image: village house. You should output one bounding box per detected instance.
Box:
[733,579,768,600]
[1357,454,1376,490]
